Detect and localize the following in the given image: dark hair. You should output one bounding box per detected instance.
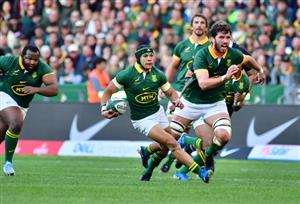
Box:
[93,57,107,67]
[22,45,40,56]
[190,13,208,27]
[209,20,232,37]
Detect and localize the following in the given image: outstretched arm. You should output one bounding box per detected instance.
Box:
[242,55,266,84]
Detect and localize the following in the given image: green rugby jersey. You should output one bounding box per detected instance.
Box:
[113,63,170,120]
[172,36,210,91]
[183,45,244,104]
[225,73,250,105]
[0,56,53,108]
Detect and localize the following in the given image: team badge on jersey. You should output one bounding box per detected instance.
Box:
[226,59,232,66]
[32,72,37,78]
[151,75,157,82]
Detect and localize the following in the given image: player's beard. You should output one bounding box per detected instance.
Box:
[22,58,37,73]
[194,28,204,37]
[215,43,227,54]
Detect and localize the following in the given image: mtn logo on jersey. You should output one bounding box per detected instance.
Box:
[135,92,157,104]
[11,84,27,96]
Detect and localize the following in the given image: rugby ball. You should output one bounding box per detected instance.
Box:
[106,98,128,114]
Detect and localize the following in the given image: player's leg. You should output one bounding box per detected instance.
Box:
[0,116,8,144]
[194,122,216,177]
[203,111,231,177]
[1,106,24,176]
[204,113,231,157]
[137,142,161,168]
[160,122,192,173]
[140,147,169,181]
[175,123,213,179]
[160,151,175,173]
[148,125,209,183]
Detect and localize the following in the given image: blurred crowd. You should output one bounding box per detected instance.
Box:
[0,0,299,103]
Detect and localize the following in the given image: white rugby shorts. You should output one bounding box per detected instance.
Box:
[0,91,28,119]
[131,105,169,136]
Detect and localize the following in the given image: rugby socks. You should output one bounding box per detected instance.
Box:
[161,153,175,167]
[5,130,19,162]
[179,152,206,174]
[184,144,196,155]
[182,136,204,150]
[144,153,163,174]
[188,162,202,175]
[144,145,154,157]
[205,138,225,157]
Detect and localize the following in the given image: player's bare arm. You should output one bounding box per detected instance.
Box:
[196,65,239,91]
[164,86,184,109]
[165,56,180,82]
[101,81,119,119]
[23,73,58,96]
[242,55,266,84]
[159,56,180,98]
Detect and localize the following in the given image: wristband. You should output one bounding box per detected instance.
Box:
[101,104,107,112]
[221,75,227,82]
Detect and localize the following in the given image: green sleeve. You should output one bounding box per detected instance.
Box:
[173,42,182,58]
[39,60,53,75]
[233,49,244,64]
[115,68,129,87]
[159,70,167,86]
[0,56,13,72]
[193,50,208,71]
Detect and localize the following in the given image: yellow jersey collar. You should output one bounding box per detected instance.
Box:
[18,56,25,70]
[208,45,228,59]
[134,63,151,73]
[189,36,209,45]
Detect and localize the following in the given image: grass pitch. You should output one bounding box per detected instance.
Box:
[0,156,299,204]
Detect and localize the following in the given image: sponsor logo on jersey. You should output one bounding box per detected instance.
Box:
[135,92,157,104]
[142,87,150,91]
[184,47,191,52]
[11,84,27,96]
[13,70,20,75]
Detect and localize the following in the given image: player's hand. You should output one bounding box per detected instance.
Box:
[101,109,119,119]
[254,72,266,84]
[226,65,240,80]
[23,86,37,94]
[172,99,184,109]
[158,89,165,99]
[233,93,245,111]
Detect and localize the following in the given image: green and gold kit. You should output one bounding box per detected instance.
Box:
[113,63,170,120]
[225,73,250,105]
[0,56,53,108]
[183,45,244,104]
[172,36,210,91]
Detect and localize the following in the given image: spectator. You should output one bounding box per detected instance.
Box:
[87,57,110,103]
[59,56,83,85]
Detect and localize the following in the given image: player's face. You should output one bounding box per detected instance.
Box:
[22,50,40,71]
[212,31,231,54]
[191,17,207,37]
[140,52,154,70]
